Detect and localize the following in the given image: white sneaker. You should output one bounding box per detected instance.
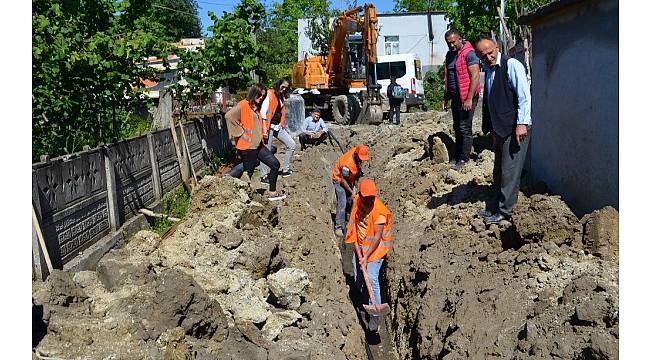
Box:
[334,228,344,237]
[267,192,287,201]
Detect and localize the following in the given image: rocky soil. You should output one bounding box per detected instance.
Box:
[33,109,618,359]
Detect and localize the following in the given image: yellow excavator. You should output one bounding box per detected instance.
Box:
[292,4,383,125]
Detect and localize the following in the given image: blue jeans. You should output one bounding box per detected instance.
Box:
[352,249,384,305]
[334,181,352,231]
[260,127,295,176]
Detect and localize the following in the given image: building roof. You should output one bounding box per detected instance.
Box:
[517,0,590,25]
[377,11,446,18]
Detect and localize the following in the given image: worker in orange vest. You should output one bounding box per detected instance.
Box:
[259,77,296,183]
[345,178,393,332]
[225,83,286,201]
[331,144,370,237]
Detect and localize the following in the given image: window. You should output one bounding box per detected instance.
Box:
[376,61,407,80]
[385,36,399,55]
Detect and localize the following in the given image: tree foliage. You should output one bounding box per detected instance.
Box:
[257,0,332,84]
[152,0,202,40]
[304,0,332,56]
[393,0,451,13]
[445,0,553,45]
[32,0,170,161]
[174,0,265,105]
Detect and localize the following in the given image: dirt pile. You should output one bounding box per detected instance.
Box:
[33,175,366,359]
[33,109,618,360]
[331,111,619,359]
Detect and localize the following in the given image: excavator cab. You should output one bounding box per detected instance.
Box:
[292,4,383,125]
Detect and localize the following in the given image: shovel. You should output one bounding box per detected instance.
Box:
[354,243,390,316]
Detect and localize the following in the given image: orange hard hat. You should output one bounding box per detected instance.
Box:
[359,178,377,197]
[356,144,369,161]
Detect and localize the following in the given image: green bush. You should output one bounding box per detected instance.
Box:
[152,185,190,235]
[423,66,446,111]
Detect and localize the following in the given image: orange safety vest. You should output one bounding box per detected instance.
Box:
[344,196,393,262]
[331,148,360,185]
[235,100,264,151]
[265,89,286,128]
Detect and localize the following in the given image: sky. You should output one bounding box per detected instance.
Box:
[195,0,397,36]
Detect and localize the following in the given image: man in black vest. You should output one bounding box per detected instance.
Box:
[475,35,532,225]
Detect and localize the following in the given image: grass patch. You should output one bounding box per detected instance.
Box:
[152,185,190,235]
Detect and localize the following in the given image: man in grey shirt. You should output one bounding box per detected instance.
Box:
[299,108,329,150]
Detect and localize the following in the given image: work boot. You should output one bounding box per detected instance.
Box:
[452,159,467,171]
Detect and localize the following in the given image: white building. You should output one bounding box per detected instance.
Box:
[298,11,449,73]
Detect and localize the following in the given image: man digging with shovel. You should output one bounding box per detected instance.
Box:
[344,179,392,332]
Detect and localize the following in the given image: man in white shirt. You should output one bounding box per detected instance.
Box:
[299,108,329,150]
[475,35,532,225]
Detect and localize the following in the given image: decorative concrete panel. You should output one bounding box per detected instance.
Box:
[154,128,183,193]
[204,116,219,138]
[33,149,110,265]
[185,121,203,151]
[204,115,233,158]
[108,136,155,223]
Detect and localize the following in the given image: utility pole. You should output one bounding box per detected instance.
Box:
[499,0,506,48]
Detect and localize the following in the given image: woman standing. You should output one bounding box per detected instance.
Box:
[225,83,286,201]
[259,77,296,183]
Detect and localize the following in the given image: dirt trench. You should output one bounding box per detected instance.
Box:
[32,110,618,360]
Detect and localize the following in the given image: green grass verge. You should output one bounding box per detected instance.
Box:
[152,185,190,235]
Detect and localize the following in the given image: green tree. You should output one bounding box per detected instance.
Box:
[174,0,265,106]
[32,0,170,161]
[152,0,202,40]
[304,0,332,56]
[257,0,331,84]
[393,0,451,13]
[445,0,553,45]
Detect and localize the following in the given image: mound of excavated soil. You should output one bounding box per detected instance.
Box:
[33,109,618,360]
[33,175,366,359]
[333,111,619,360]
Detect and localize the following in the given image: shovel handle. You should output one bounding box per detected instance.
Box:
[354,243,380,307]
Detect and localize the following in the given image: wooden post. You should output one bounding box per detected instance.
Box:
[178,120,198,189]
[169,116,192,193]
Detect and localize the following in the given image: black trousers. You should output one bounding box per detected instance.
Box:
[451,95,478,162]
[491,128,531,216]
[238,144,280,191]
[388,101,402,124]
[299,132,328,150]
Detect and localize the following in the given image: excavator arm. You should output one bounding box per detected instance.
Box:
[292,3,382,124]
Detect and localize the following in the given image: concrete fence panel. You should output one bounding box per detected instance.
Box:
[32,149,111,273]
[32,116,233,280]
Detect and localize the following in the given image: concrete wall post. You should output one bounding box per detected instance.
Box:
[147,133,162,201]
[103,147,120,232]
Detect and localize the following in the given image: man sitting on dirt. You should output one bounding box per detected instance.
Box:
[344,178,392,332]
[475,34,532,225]
[298,108,329,151]
[332,144,370,238]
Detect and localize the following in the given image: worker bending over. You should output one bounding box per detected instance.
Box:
[331,144,370,237]
[345,179,393,332]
